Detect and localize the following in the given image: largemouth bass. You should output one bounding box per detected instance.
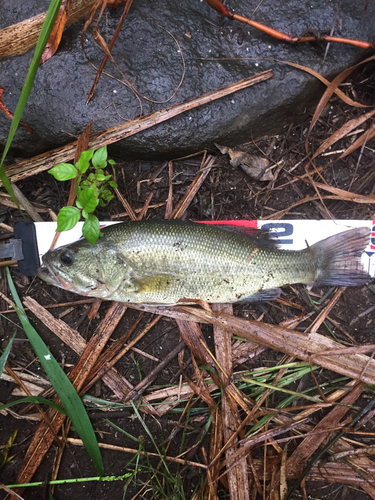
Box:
[37,220,370,304]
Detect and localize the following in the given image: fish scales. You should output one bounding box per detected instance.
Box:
[37,220,370,304]
[111,222,315,302]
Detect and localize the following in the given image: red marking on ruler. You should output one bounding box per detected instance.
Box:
[197,220,258,228]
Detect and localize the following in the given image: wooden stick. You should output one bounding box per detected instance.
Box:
[10,184,43,222]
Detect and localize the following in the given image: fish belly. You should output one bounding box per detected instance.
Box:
[109,247,316,304]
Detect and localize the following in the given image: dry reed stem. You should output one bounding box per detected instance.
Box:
[305,54,375,152]
[164,161,174,219]
[10,184,43,222]
[171,155,215,219]
[305,180,375,204]
[87,297,102,321]
[286,383,364,476]
[177,320,217,408]
[212,302,250,500]
[85,0,134,104]
[136,192,153,220]
[251,456,375,485]
[111,202,166,219]
[114,187,137,220]
[306,286,345,334]
[312,109,375,159]
[0,0,96,57]
[0,298,97,315]
[66,437,207,469]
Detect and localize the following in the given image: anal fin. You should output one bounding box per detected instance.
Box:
[238,288,282,303]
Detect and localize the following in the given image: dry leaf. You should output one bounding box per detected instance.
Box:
[40,0,71,64]
[216,143,273,181]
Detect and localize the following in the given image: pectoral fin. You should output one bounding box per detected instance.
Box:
[131,274,179,293]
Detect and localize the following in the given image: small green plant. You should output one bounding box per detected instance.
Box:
[48,146,117,245]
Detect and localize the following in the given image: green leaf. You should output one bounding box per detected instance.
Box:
[82,209,88,219]
[75,174,82,194]
[109,181,118,188]
[0,332,16,377]
[0,0,63,206]
[77,187,98,213]
[108,159,116,165]
[48,163,77,181]
[56,206,81,232]
[6,268,104,476]
[76,199,83,209]
[92,146,108,169]
[82,215,100,245]
[0,396,67,415]
[75,149,94,174]
[94,174,107,181]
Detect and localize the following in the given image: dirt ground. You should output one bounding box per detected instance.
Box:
[0,61,375,499]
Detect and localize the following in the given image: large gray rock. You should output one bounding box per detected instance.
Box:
[0,0,374,160]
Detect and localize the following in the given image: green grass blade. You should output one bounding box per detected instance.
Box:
[0,0,62,203]
[0,332,16,376]
[130,401,173,479]
[242,376,325,404]
[0,396,67,415]
[6,268,104,476]
[104,419,140,443]
[4,471,136,490]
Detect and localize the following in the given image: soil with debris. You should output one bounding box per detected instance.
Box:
[0,62,375,500]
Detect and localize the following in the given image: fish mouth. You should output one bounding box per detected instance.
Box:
[36,264,74,291]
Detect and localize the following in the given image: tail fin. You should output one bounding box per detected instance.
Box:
[311,227,370,287]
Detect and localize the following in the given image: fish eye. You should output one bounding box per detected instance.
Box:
[60,250,75,266]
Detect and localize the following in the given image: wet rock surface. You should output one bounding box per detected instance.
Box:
[0,0,374,160]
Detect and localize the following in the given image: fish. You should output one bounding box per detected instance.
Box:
[36,220,371,305]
